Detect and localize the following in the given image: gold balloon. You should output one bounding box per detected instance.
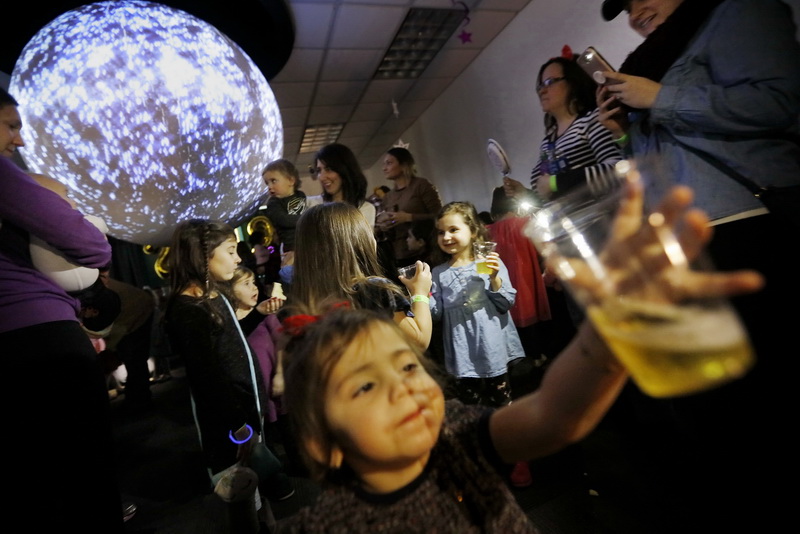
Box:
[246,215,274,246]
[142,245,170,279]
[154,247,170,279]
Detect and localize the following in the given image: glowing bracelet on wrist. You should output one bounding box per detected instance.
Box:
[549,175,558,192]
[410,294,430,304]
[229,423,254,444]
[613,133,629,144]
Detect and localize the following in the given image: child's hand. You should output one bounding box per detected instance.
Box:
[485,252,501,278]
[256,297,284,315]
[400,261,432,297]
[272,372,284,397]
[233,424,255,466]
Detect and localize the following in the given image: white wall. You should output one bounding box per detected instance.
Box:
[367,0,800,213]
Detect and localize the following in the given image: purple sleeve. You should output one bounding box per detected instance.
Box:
[0,158,111,268]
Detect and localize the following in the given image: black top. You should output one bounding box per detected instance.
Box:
[164,294,266,473]
[265,191,308,252]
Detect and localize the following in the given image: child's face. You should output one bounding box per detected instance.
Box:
[323,322,445,489]
[208,237,241,282]
[232,274,259,310]
[263,170,296,199]
[436,213,475,259]
[406,230,424,254]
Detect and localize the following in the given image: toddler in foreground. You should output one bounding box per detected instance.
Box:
[275,179,763,533]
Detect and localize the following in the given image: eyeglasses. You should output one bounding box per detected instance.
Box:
[536,76,566,92]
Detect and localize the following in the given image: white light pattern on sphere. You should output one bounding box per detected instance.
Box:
[10,0,281,245]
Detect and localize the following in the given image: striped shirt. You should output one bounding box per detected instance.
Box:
[530,108,624,199]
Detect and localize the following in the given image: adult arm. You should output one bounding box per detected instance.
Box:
[489,174,764,463]
[413,178,443,221]
[607,0,800,135]
[549,117,625,198]
[531,111,625,200]
[384,178,443,225]
[0,158,110,268]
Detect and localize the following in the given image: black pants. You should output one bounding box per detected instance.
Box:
[2,321,124,532]
[605,213,795,533]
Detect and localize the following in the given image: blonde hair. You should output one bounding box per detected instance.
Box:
[291,202,402,311]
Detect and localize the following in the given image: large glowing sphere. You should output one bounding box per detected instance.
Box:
[10,0,281,246]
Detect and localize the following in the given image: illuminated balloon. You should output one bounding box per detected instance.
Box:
[10,0,281,246]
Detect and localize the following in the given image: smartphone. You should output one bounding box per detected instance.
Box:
[577,46,620,85]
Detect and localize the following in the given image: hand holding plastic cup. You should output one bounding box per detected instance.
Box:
[473,241,497,275]
[524,164,761,398]
[397,264,417,280]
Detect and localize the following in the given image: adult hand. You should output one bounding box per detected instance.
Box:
[596,85,629,138]
[602,72,662,110]
[549,169,764,304]
[503,177,527,199]
[378,210,410,229]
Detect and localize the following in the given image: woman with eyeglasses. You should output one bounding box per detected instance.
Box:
[504,55,623,204]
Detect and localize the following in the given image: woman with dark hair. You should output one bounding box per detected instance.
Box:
[378,146,443,269]
[307,143,375,225]
[504,55,623,203]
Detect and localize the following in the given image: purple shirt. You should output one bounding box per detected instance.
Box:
[0,157,111,333]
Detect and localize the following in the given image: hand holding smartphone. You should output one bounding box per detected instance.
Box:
[577,46,620,85]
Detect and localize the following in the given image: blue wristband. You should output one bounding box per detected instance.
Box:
[229,423,254,444]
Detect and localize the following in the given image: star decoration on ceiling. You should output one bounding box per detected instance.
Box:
[452,0,472,45]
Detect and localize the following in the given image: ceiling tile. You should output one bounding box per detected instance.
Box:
[420,47,480,78]
[443,10,517,49]
[476,0,534,11]
[270,49,324,83]
[341,120,383,137]
[313,80,369,106]
[320,49,386,81]
[270,81,315,108]
[350,101,394,121]
[336,136,371,154]
[360,79,415,104]
[308,104,355,124]
[403,77,452,100]
[377,116,418,134]
[291,3,337,48]
[278,107,309,128]
[330,5,407,49]
[283,126,306,145]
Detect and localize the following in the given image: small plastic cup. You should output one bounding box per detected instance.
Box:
[397,264,417,279]
[473,241,497,275]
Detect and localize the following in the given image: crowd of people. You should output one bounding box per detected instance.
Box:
[1,0,799,531]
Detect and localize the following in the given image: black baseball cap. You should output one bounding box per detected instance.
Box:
[602,0,627,21]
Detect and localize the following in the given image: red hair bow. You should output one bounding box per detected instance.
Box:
[561,45,573,60]
[280,301,351,337]
[281,314,319,337]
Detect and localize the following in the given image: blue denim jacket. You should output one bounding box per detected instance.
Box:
[630,0,800,221]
